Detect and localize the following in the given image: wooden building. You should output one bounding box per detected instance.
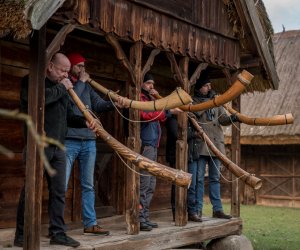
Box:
[0,0,278,249]
[225,30,300,208]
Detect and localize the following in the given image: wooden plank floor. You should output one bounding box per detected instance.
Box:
[0,210,242,250]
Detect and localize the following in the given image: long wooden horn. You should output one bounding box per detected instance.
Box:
[224,104,294,126]
[189,114,262,190]
[87,78,192,111]
[67,88,192,188]
[179,70,254,112]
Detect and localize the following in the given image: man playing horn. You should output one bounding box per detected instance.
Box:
[65,52,127,236]
[14,53,100,248]
[187,75,239,222]
[139,73,181,231]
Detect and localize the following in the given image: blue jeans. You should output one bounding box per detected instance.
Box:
[65,139,97,228]
[187,156,223,215]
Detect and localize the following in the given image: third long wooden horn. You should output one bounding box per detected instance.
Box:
[189,115,262,190]
[224,104,294,126]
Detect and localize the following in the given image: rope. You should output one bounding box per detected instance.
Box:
[188,113,249,184]
[202,127,249,183]
[106,90,171,123]
[115,151,152,177]
[237,73,251,86]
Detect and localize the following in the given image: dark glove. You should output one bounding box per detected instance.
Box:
[230,114,240,123]
[208,90,217,98]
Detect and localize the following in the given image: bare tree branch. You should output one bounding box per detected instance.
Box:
[0,108,61,176]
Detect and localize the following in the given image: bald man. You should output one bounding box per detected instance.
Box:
[14,53,94,248]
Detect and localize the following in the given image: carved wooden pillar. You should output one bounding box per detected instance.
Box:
[106,34,161,234]
[166,53,208,226]
[24,25,46,250]
[126,42,143,234]
[175,57,189,226]
[223,69,241,217]
[231,96,241,217]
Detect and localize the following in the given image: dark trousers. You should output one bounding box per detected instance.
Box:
[169,162,176,218]
[15,146,67,237]
[139,145,157,223]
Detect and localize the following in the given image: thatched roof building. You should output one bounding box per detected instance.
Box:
[225,30,300,144]
[0,0,284,248]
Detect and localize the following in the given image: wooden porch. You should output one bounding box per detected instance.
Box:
[0,210,242,250]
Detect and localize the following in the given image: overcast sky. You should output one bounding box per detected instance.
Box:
[263,0,300,33]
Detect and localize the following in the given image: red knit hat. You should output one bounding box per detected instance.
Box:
[67,52,86,67]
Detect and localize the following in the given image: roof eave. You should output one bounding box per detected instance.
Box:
[26,0,66,30]
[234,0,279,90]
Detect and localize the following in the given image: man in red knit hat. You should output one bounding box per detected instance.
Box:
[65,52,126,236]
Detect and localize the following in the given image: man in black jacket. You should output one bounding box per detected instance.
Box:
[14,53,96,248]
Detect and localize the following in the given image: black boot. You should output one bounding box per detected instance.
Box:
[13,235,23,247]
[213,210,232,219]
[50,233,80,247]
[188,213,202,222]
[140,222,152,231]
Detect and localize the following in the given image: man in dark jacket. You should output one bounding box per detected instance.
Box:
[64,52,126,236]
[139,73,180,231]
[14,53,97,248]
[187,76,238,222]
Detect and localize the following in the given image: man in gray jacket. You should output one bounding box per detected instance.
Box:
[187,76,239,222]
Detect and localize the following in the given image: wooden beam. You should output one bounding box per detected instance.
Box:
[174,57,189,226]
[189,63,209,87]
[166,52,184,87]
[225,135,300,145]
[230,95,241,218]
[106,34,136,84]
[24,25,46,250]
[71,161,81,222]
[240,55,261,68]
[46,23,75,63]
[141,49,160,79]
[126,41,143,235]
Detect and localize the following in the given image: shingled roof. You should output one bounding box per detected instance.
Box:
[0,0,278,91]
[224,30,300,145]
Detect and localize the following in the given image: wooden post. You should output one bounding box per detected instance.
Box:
[71,161,81,222]
[166,54,208,226]
[126,41,143,234]
[175,57,189,226]
[231,96,241,217]
[24,25,46,250]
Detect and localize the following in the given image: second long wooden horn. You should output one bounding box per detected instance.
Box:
[88,78,192,111]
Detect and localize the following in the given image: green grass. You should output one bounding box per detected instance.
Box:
[202,202,300,250]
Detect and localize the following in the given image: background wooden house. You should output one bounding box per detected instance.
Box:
[0,0,279,248]
[225,29,300,208]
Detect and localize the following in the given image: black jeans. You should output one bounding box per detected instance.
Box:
[139,145,157,223]
[15,146,67,237]
[170,162,176,217]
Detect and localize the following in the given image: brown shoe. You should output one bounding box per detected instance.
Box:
[84,225,110,235]
[213,211,232,219]
[188,213,202,222]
